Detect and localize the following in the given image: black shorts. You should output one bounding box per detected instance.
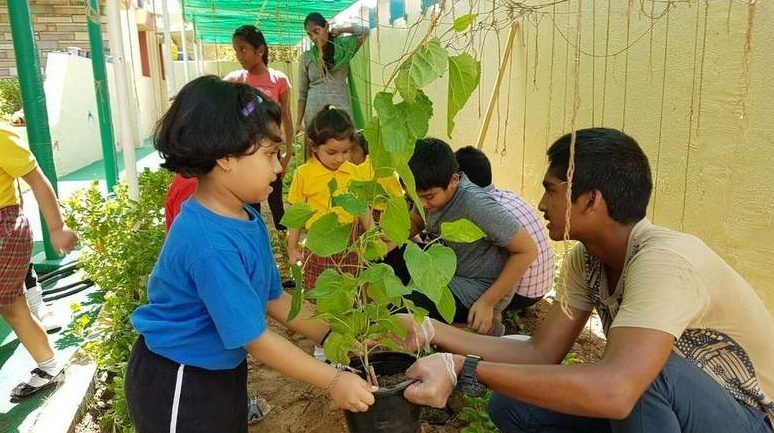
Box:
[125,336,248,433]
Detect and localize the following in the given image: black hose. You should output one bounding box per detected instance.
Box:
[37,260,95,301]
[42,280,95,302]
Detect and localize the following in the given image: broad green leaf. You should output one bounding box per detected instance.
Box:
[404,243,441,303]
[402,297,429,322]
[348,179,388,203]
[315,312,354,335]
[317,288,355,315]
[400,38,447,97]
[363,237,388,261]
[436,287,457,324]
[440,219,486,243]
[367,282,391,305]
[447,53,481,137]
[384,316,409,339]
[324,332,358,365]
[327,178,338,198]
[395,67,418,104]
[286,264,304,322]
[306,213,351,257]
[395,161,425,220]
[383,274,411,298]
[374,92,410,154]
[427,244,457,286]
[401,91,433,140]
[382,195,411,246]
[359,263,394,284]
[378,337,404,352]
[332,192,368,216]
[373,91,432,155]
[306,269,357,300]
[350,311,368,336]
[453,14,476,32]
[280,203,316,229]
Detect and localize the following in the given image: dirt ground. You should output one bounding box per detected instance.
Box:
[74,297,605,433]
[245,297,605,433]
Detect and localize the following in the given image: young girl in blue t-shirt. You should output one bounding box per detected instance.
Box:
[125,76,376,433]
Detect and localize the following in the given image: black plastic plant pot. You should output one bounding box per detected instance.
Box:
[345,351,421,433]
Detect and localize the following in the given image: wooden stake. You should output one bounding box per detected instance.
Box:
[368,366,380,388]
[476,22,519,150]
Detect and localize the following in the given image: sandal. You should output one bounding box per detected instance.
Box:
[247,395,271,424]
[10,368,64,401]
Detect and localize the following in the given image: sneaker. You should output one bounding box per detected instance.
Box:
[313,345,327,362]
[247,395,271,424]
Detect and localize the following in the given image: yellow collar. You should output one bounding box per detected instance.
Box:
[307,156,356,177]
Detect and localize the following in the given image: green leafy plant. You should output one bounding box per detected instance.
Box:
[459,390,500,433]
[63,168,172,432]
[0,78,22,121]
[282,14,481,381]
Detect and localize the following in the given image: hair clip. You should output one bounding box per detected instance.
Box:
[241,95,264,117]
[327,105,336,110]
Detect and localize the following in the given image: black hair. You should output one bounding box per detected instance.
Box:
[304,12,335,69]
[455,146,492,188]
[304,12,328,29]
[307,105,355,148]
[233,25,269,66]
[547,127,652,224]
[154,75,282,178]
[354,129,368,155]
[409,137,459,191]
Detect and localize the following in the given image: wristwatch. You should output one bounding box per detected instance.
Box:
[456,354,486,397]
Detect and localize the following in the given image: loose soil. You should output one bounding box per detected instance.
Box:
[74,296,605,433]
[377,372,410,389]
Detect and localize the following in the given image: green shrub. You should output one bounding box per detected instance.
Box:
[63,168,172,432]
[0,77,22,120]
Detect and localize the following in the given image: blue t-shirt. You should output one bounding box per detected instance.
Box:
[132,198,282,370]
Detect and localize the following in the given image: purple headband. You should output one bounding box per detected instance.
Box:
[241,95,264,117]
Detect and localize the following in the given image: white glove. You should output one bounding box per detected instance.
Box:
[404,353,458,408]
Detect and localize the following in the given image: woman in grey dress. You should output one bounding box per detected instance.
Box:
[296,12,369,143]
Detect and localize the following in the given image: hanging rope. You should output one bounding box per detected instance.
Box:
[737,0,755,142]
[600,0,611,126]
[650,1,671,223]
[680,0,704,231]
[561,0,571,131]
[520,17,529,190]
[560,0,583,319]
[544,2,557,154]
[696,0,710,135]
[622,0,632,132]
[648,0,655,82]
[591,0,597,126]
[504,26,515,160]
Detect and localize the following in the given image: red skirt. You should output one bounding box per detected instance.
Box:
[0,205,32,305]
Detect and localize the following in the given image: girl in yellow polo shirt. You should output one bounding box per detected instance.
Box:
[0,124,77,400]
[287,106,366,292]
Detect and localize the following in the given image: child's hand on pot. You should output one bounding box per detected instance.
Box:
[403,353,460,408]
[328,371,378,412]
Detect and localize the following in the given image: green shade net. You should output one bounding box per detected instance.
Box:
[184,0,372,127]
[183,0,360,45]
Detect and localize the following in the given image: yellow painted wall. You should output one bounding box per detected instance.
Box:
[368,1,774,315]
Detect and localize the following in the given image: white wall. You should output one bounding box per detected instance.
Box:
[43,53,120,176]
